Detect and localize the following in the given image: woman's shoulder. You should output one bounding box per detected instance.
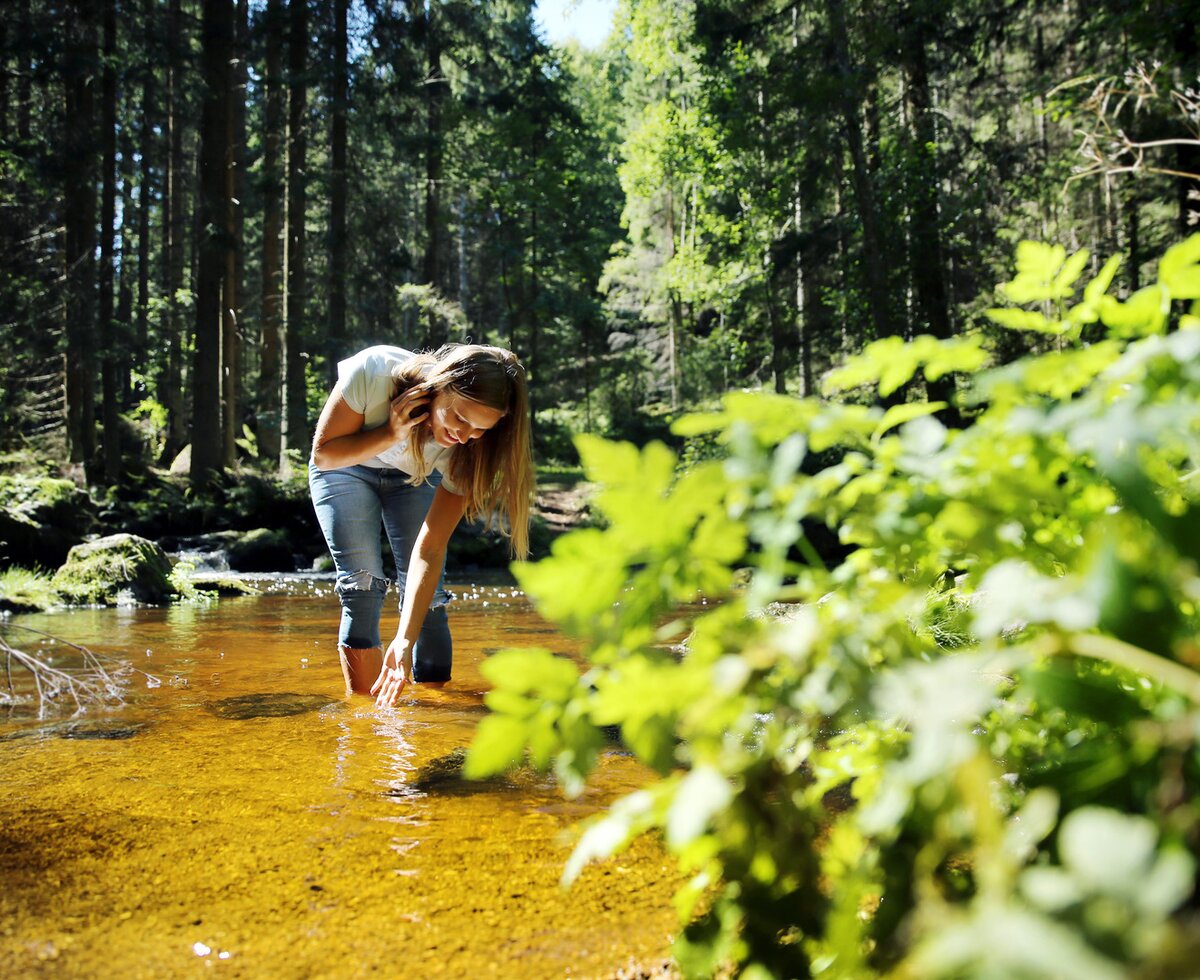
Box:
[338,345,415,379]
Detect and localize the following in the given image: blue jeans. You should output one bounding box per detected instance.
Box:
[308,462,453,683]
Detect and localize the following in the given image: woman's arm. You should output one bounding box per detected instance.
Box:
[372,484,469,707]
[310,385,432,471]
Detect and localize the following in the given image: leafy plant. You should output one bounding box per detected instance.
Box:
[166,557,217,606]
[468,235,1200,977]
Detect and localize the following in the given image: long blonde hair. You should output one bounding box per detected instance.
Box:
[392,344,534,558]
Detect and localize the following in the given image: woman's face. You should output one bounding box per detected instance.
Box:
[428,388,505,448]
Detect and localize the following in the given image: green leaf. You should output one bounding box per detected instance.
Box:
[873,402,946,441]
[1159,233,1200,298]
[480,647,580,700]
[1098,283,1169,337]
[1052,246,1090,295]
[1082,253,1123,305]
[823,336,908,394]
[1001,242,1073,302]
[984,308,1062,334]
[465,714,530,778]
[666,765,732,848]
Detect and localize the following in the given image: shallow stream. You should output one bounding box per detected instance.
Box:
[0,579,678,978]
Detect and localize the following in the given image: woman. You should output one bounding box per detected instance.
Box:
[309,343,533,708]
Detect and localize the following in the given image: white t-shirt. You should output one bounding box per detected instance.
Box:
[335,345,461,493]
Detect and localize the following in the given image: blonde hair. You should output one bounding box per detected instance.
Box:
[392,344,534,558]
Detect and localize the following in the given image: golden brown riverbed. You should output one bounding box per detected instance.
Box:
[0,580,679,978]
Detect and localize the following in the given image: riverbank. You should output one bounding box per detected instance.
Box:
[0,461,595,613]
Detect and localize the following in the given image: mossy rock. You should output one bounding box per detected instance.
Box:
[51,533,175,605]
[226,528,296,572]
[0,475,96,569]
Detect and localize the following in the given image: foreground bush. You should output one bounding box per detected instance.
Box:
[468,236,1200,977]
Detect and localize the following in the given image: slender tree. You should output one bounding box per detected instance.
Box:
[328,0,348,382]
[282,0,309,466]
[63,0,99,479]
[826,0,894,343]
[900,0,955,405]
[99,0,121,483]
[258,0,286,468]
[162,0,189,465]
[221,0,248,470]
[135,0,156,387]
[191,0,233,485]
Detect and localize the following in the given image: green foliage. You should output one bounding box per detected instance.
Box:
[166,557,218,606]
[468,237,1200,977]
[0,566,59,612]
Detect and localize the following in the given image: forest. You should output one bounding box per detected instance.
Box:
[4,0,1200,977]
[0,0,1193,484]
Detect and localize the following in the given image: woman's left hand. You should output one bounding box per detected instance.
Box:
[372,637,411,708]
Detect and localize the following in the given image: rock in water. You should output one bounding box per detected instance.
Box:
[207,693,338,720]
[0,720,147,742]
[51,533,174,606]
[408,747,469,791]
[227,528,297,572]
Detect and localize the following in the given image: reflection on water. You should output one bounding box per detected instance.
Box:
[0,581,678,977]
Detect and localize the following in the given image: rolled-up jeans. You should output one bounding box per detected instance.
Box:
[308,462,453,682]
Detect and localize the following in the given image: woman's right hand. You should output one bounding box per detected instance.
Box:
[372,637,411,708]
[388,388,432,441]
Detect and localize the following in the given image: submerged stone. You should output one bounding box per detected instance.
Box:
[0,720,148,742]
[402,747,541,795]
[60,722,147,740]
[408,747,470,790]
[208,692,338,720]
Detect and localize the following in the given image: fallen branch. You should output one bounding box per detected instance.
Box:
[0,624,156,718]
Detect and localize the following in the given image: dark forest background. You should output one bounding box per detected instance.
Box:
[0,0,1197,488]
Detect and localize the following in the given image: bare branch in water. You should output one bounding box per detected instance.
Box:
[0,624,159,719]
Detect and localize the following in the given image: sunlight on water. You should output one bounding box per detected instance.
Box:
[0,581,678,977]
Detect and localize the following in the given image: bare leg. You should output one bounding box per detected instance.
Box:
[339,645,383,696]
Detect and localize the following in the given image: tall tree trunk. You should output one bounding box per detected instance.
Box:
[221,0,248,470]
[798,148,834,397]
[17,0,31,143]
[162,0,189,465]
[136,0,154,390]
[529,205,539,437]
[191,0,233,486]
[901,3,955,408]
[328,0,348,384]
[283,0,309,467]
[258,0,285,468]
[99,0,121,484]
[0,17,8,131]
[117,90,136,408]
[415,0,445,344]
[63,0,98,478]
[826,0,894,343]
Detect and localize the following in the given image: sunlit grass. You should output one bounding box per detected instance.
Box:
[537,464,586,483]
[0,566,60,612]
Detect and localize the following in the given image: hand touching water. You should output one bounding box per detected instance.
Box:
[371,637,411,708]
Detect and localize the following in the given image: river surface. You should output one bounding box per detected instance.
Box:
[0,579,679,978]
